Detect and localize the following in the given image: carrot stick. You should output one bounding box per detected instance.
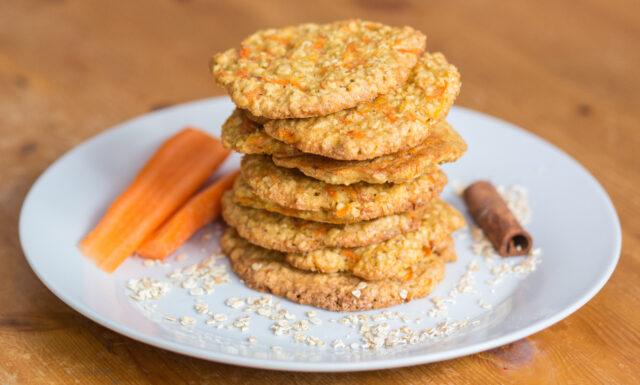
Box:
[137,170,240,260]
[79,128,230,272]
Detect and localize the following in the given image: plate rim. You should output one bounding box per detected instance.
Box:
[18,96,622,372]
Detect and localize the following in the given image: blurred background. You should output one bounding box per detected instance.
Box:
[1,1,638,383]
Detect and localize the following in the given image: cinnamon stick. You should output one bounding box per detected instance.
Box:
[463,181,532,257]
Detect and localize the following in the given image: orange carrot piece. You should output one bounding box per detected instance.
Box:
[136,170,239,260]
[79,128,230,272]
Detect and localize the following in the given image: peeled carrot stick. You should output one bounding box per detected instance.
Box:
[79,128,230,273]
[136,170,240,260]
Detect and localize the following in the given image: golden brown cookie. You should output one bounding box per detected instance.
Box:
[232,174,444,224]
[263,52,460,160]
[221,228,446,312]
[241,155,447,220]
[222,190,429,253]
[285,199,465,280]
[233,176,361,224]
[273,121,467,184]
[211,20,426,119]
[221,109,300,156]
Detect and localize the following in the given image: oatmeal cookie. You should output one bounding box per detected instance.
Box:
[264,52,460,160]
[221,108,300,156]
[233,176,371,224]
[221,228,446,312]
[241,155,447,220]
[273,121,466,184]
[211,20,426,119]
[222,190,429,252]
[285,199,465,280]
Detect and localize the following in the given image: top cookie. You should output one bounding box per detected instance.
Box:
[263,52,460,160]
[210,20,426,119]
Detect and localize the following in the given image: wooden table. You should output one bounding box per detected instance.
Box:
[1,0,638,383]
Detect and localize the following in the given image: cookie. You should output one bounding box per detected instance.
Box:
[263,52,460,160]
[221,109,300,156]
[222,190,429,253]
[233,176,370,224]
[211,20,426,119]
[285,199,465,280]
[221,228,446,312]
[273,121,467,184]
[241,154,447,220]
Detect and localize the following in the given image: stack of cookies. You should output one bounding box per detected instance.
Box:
[210,20,467,311]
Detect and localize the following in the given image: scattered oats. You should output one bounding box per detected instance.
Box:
[257,307,271,317]
[182,264,198,275]
[211,313,227,322]
[467,260,480,272]
[205,318,216,325]
[306,310,317,318]
[309,317,322,326]
[292,320,310,331]
[331,339,346,349]
[179,316,196,326]
[156,260,170,268]
[351,289,361,298]
[401,315,411,323]
[142,259,155,267]
[164,315,176,323]
[189,287,205,296]
[226,297,245,309]
[251,262,263,271]
[270,345,281,351]
[415,318,422,324]
[126,277,171,300]
[175,253,188,262]
[248,336,258,343]
[181,277,197,289]
[194,303,209,314]
[482,303,492,309]
[293,333,307,343]
[487,276,504,285]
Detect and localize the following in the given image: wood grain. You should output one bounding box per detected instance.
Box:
[1,0,638,383]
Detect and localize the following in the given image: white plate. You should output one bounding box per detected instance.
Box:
[19,97,621,372]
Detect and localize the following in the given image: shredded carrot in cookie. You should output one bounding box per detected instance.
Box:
[334,204,350,218]
[289,77,305,91]
[313,226,328,237]
[395,48,422,55]
[264,35,290,44]
[347,130,366,138]
[239,46,252,59]
[324,185,339,200]
[263,77,290,86]
[429,87,446,99]
[312,38,324,49]
[343,250,357,260]
[245,87,262,101]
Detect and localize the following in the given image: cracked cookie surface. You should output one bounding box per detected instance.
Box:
[263,52,460,159]
[211,20,426,119]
